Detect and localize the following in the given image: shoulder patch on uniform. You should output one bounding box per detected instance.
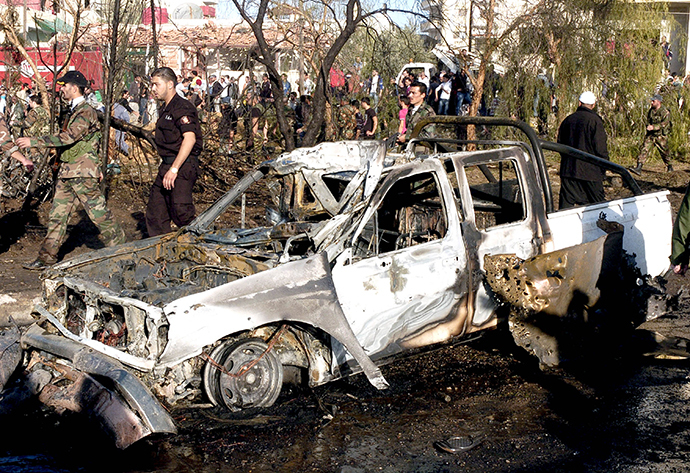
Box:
[180,116,190,125]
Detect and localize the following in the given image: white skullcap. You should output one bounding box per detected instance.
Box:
[579,91,596,105]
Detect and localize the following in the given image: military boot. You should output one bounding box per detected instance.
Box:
[629,163,643,176]
[23,258,50,271]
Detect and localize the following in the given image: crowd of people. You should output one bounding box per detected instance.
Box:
[194,64,494,153]
[1,55,689,270]
[0,68,202,270]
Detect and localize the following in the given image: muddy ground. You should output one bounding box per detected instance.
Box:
[1,158,690,472]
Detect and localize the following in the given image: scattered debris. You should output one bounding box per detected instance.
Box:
[634,330,690,360]
[434,433,485,454]
[0,118,675,448]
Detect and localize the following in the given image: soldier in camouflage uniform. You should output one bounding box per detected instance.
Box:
[631,94,672,174]
[22,95,50,137]
[0,113,34,198]
[17,70,125,270]
[20,95,51,166]
[336,97,357,140]
[8,95,25,138]
[397,81,436,146]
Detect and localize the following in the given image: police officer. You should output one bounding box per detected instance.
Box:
[145,66,202,237]
[17,70,125,270]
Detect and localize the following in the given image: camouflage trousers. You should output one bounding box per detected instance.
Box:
[39,177,125,263]
[638,134,670,165]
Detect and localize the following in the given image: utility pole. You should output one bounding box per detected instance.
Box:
[151,0,158,70]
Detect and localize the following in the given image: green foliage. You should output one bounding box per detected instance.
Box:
[497,0,685,163]
[339,24,434,80]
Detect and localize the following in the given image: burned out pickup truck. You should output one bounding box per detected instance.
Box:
[0,118,672,448]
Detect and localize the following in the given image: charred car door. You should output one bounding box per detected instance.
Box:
[454,147,547,327]
[331,159,469,367]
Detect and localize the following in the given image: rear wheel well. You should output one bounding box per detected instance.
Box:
[201,324,335,410]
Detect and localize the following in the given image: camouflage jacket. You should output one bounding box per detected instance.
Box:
[337,104,357,140]
[283,105,297,131]
[0,115,18,156]
[29,100,101,179]
[404,102,436,141]
[8,101,24,128]
[646,105,671,136]
[23,105,50,137]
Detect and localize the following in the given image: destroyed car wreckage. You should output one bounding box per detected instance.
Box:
[0,118,673,448]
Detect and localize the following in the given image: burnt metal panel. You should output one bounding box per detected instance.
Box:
[39,369,152,449]
[22,324,177,435]
[161,252,389,390]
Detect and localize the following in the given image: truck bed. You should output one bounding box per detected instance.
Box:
[546,190,672,277]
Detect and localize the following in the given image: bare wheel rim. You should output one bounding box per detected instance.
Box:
[215,338,283,411]
[202,341,237,406]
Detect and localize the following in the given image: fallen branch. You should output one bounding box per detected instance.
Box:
[96,111,156,149]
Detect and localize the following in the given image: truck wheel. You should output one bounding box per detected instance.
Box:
[204,338,283,411]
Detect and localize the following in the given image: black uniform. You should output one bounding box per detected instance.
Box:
[145,93,203,236]
[557,105,609,209]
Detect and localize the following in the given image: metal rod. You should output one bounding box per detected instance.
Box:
[241,193,246,229]
[539,140,643,195]
[409,116,552,212]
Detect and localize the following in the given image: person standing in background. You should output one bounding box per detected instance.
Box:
[360,97,377,139]
[556,91,609,209]
[145,67,203,237]
[631,94,673,174]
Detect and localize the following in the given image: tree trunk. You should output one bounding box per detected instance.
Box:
[266,65,295,151]
[150,0,158,70]
[466,61,487,142]
[101,0,121,191]
[467,0,495,142]
[301,19,357,147]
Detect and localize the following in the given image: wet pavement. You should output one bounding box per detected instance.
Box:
[2,308,690,473]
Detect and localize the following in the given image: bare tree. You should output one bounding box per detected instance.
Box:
[90,0,147,186]
[229,0,398,149]
[0,1,88,113]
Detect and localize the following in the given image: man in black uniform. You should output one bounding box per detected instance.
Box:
[557,91,609,209]
[145,67,203,236]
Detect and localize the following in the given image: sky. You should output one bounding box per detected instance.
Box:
[215,0,421,28]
